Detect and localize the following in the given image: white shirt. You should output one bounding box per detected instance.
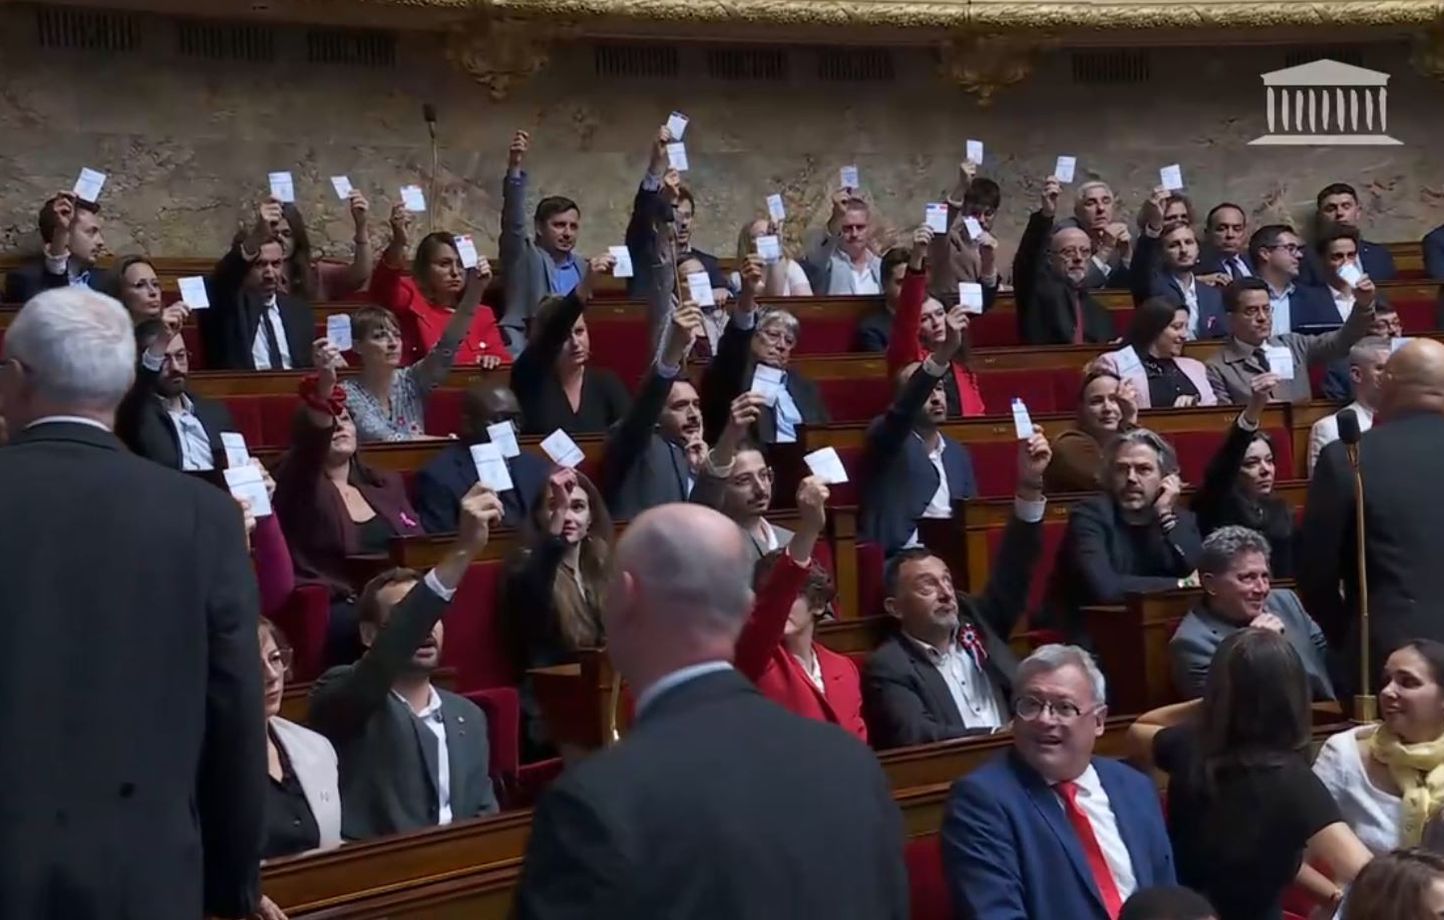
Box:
[166,394,215,471]
[1173,273,1200,338]
[251,295,294,370]
[634,661,734,716]
[393,685,452,825]
[772,375,802,444]
[1330,285,1356,322]
[920,433,951,519]
[906,634,1005,730]
[1308,401,1374,476]
[1052,764,1139,902]
[792,649,825,693]
[1312,727,1401,856]
[1268,281,1295,336]
[1224,254,1253,279]
[848,264,881,296]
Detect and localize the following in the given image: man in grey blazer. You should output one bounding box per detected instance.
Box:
[1170,525,1334,700]
[689,392,797,567]
[309,486,504,841]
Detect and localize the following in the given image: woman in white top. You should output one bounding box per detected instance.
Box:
[1314,639,1444,855]
[731,217,813,298]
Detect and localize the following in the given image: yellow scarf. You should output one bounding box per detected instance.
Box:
[1369,725,1444,845]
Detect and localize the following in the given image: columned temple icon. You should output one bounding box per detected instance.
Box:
[1248,59,1403,146]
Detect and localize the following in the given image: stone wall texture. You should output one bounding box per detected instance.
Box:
[2,14,1441,276]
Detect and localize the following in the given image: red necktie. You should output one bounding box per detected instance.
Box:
[1055,780,1123,919]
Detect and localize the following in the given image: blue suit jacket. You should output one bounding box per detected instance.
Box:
[1425,224,1444,280]
[1298,237,1397,287]
[943,753,1175,920]
[1283,283,1344,332]
[1128,235,1228,339]
[412,440,549,533]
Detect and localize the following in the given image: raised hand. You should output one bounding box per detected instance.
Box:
[388,202,410,244]
[1246,371,1281,420]
[456,483,504,556]
[348,190,370,233]
[1155,472,1183,516]
[909,225,934,270]
[44,193,76,250]
[936,305,969,362]
[1138,185,1167,232]
[545,466,578,535]
[661,302,703,366]
[649,125,672,175]
[1017,429,1052,497]
[1040,176,1062,218]
[959,159,979,185]
[1117,378,1140,425]
[1355,274,1377,307]
[796,475,829,535]
[508,130,530,172]
[258,197,284,233]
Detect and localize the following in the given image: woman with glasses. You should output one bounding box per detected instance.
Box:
[1128,628,1371,918]
[509,254,630,436]
[107,255,164,323]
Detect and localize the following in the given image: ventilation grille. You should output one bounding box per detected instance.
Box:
[1071,49,1151,84]
[1284,46,1364,68]
[35,7,139,52]
[306,28,396,67]
[817,47,894,82]
[705,47,789,82]
[177,20,276,62]
[593,44,679,79]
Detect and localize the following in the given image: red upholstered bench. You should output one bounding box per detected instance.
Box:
[1167,425,1293,484]
[983,515,1070,614]
[905,834,951,920]
[217,394,303,448]
[438,557,519,694]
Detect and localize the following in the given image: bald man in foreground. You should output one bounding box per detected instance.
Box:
[1300,337,1444,701]
[514,503,908,920]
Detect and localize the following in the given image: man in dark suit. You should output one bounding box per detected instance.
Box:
[1298,183,1397,286]
[515,502,909,919]
[864,433,1051,749]
[1055,179,1132,290]
[1196,202,1252,280]
[413,382,548,531]
[0,287,264,920]
[854,248,911,353]
[116,310,237,471]
[859,310,977,557]
[1424,222,1444,280]
[625,124,729,303]
[1129,218,1227,340]
[1301,338,1444,700]
[2,193,114,304]
[601,305,707,520]
[944,644,1175,919]
[1013,177,1116,345]
[1045,428,1204,646]
[199,200,315,371]
[1248,224,1340,333]
[308,486,503,841]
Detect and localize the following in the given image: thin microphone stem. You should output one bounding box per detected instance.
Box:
[1348,442,1376,724]
[429,131,438,236]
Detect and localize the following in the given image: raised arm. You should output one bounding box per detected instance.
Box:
[116,303,190,446]
[885,227,933,375]
[207,199,281,310]
[733,477,827,681]
[510,254,615,401]
[498,129,535,353]
[866,306,966,468]
[1303,279,1376,365]
[408,258,495,387]
[1190,374,1277,527]
[973,433,1051,639]
[337,190,375,295]
[370,202,412,312]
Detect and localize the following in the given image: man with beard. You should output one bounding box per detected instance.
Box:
[1056,179,1133,290]
[1013,176,1116,345]
[624,124,729,305]
[116,303,237,471]
[1131,189,1227,339]
[690,391,795,566]
[308,485,504,841]
[2,192,113,304]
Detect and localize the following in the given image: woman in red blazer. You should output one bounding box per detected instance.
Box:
[733,477,868,742]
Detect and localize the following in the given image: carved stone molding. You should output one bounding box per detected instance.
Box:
[444,9,569,100]
[1411,19,1444,80]
[937,32,1046,105]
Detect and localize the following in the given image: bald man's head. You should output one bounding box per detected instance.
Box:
[1379,338,1444,421]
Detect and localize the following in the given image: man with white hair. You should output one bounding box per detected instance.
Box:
[1060,179,1134,290]
[1308,336,1389,475]
[515,502,908,919]
[943,644,1175,920]
[0,288,265,920]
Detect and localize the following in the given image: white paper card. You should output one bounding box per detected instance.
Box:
[686,271,714,307]
[1011,398,1035,440]
[609,245,634,278]
[962,216,984,240]
[666,111,689,140]
[803,447,849,485]
[1337,261,1365,287]
[1160,164,1184,191]
[755,234,782,264]
[330,176,353,199]
[958,282,985,314]
[268,171,295,203]
[470,443,515,492]
[839,165,860,189]
[766,193,786,221]
[73,168,107,203]
[1110,345,1143,377]
[750,364,785,407]
[1392,336,1413,354]
[326,314,353,351]
[965,139,984,164]
[540,429,585,469]
[454,234,479,269]
[219,432,250,468]
[1054,156,1077,184]
[178,276,210,310]
[925,203,949,234]
[224,466,273,517]
[401,185,427,212]
[486,421,521,458]
[666,142,689,172]
[1264,345,1294,380]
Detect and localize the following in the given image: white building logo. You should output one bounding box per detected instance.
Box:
[1249,59,1402,146]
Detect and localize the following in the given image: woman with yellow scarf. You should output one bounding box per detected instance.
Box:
[1314,639,1444,853]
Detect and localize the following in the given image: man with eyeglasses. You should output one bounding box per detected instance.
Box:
[1013,176,1116,345]
[1246,224,1339,335]
[1204,276,1373,405]
[942,644,1176,920]
[116,303,237,472]
[690,391,795,566]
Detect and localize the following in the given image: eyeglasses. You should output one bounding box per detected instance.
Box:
[729,468,774,489]
[1055,247,1091,259]
[1014,695,1097,722]
[262,647,294,676]
[1266,243,1303,255]
[757,328,796,348]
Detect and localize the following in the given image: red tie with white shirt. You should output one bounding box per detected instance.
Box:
[1055,779,1124,919]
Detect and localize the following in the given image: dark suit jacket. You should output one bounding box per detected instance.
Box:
[514,668,908,919]
[1044,494,1203,645]
[601,367,694,520]
[1298,236,1397,286]
[1284,282,1348,332]
[308,580,498,841]
[115,364,237,471]
[1196,246,1252,278]
[1012,210,1115,345]
[1300,413,1444,697]
[1170,589,1333,700]
[700,318,829,445]
[0,422,264,919]
[1129,233,1228,339]
[858,362,977,556]
[1425,224,1444,280]
[413,439,548,532]
[1,257,114,305]
[943,753,1175,920]
[623,179,728,299]
[199,247,315,371]
[863,513,1042,749]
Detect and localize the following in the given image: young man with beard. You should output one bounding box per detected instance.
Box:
[690,391,795,566]
[1131,188,1227,339]
[2,192,112,304]
[116,304,237,471]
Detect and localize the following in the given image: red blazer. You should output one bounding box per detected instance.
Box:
[885,270,986,416]
[369,260,510,367]
[734,551,868,742]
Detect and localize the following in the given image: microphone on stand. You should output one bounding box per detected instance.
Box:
[1337,408,1375,723]
[422,103,438,234]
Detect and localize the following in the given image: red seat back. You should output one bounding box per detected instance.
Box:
[463,686,520,793]
[969,312,1019,348]
[985,517,1069,615]
[270,584,332,683]
[816,376,892,424]
[217,394,301,448]
[856,540,885,619]
[905,835,950,920]
[794,313,858,354]
[423,389,465,437]
[439,559,517,693]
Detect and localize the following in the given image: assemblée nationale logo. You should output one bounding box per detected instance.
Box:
[1249,59,1403,146]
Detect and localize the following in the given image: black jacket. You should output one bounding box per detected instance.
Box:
[199,246,315,371]
[700,317,829,445]
[1,258,114,305]
[1011,210,1115,345]
[116,362,237,471]
[601,367,694,521]
[1190,417,1295,577]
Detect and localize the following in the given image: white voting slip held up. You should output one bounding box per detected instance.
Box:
[401,185,427,212]
[73,168,107,203]
[471,443,514,492]
[454,235,480,270]
[1160,164,1184,191]
[326,315,353,352]
[750,365,785,407]
[839,165,860,190]
[268,171,295,203]
[1337,261,1365,288]
[803,447,849,485]
[925,203,949,234]
[666,111,689,140]
[958,283,985,314]
[686,272,714,307]
[1054,156,1077,184]
[330,176,353,200]
[220,432,250,469]
[1264,345,1295,380]
[755,235,782,264]
[965,139,984,164]
[486,422,521,458]
[609,245,634,278]
[225,466,272,517]
[766,194,786,221]
[666,143,689,172]
[541,429,585,469]
[1011,399,1035,440]
[178,276,210,310]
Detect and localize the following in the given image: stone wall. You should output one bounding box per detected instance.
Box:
[2,14,1441,274]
